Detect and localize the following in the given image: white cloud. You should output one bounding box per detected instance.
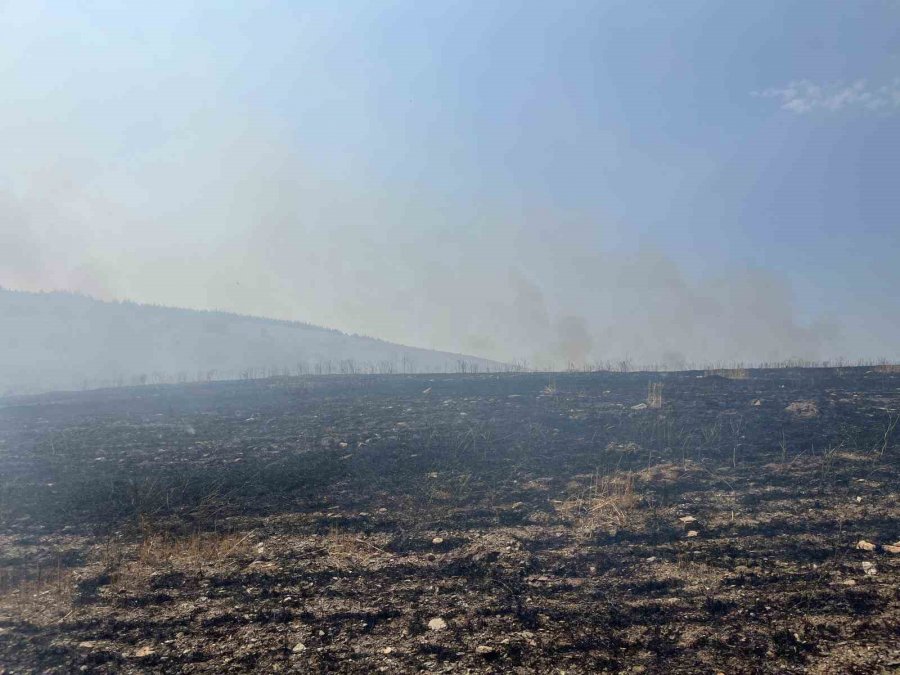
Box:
[754,78,900,114]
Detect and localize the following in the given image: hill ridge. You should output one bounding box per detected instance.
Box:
[0,288,498,395]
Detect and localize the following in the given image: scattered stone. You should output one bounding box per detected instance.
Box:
[751,399,762,406]
[382,647,394,654]
[292,642,307,653]
[77,641,96,649]
[856,540,876,551]
[134,646,155,658]
[679,516,697,524]
[861,562,877,576]
[883,542,900,554]
[475,645,495,656]
[630,403,648,411]
[431,537,445,545]
[427,617,447,631]
[422,387,432,395]
[686,530,699,538]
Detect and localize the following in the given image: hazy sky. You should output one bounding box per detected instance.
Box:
[2,1,899,366]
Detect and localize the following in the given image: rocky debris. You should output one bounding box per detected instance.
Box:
[134,646,155,657]
[427,617,447,631]
[883,542,900,554]
[785,400,819,418]
[856,540,876,551]
[292,642,307,653]
[431,537,445,545]
[751,399,763,406]
[862,562,877,576]
[475,645,495,656]
[630,403,648,411]
[679,516,697,524]
[686,530,699,538]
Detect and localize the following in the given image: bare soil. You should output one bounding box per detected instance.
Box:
[0,368,898,673]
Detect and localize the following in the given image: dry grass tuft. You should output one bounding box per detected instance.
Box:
[634,461,685,485]
[557,471,639,533]
[135,529,254,568]
[785,400,819,419]
[321,529,387,570]
[873,364,900,374]
[647,382,664,409]
[705,368,749,380]
[89,524,257,598]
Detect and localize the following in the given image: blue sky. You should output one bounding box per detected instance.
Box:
[2,1,898,364]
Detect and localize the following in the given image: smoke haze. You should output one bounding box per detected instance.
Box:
[2,2,898,376]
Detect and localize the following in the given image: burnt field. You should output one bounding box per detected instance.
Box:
[0,368,898,674]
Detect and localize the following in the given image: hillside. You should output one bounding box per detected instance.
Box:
[0,289,497,395]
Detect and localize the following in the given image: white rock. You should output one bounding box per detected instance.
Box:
[292,642,307,653]
[856,540,876,551]
[427,617,447,631]
[432,537,445,545]
[861,562,877,576]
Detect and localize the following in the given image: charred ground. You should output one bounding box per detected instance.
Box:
[0,368,898,673]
